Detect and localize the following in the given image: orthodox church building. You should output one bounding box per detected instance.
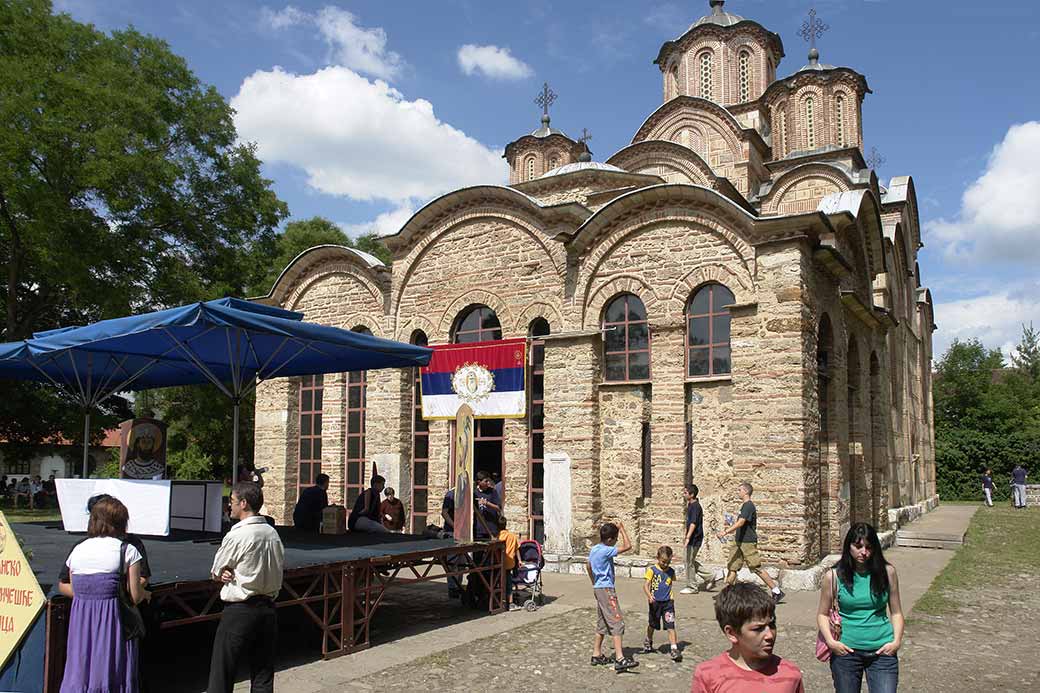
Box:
[254,1,936,571]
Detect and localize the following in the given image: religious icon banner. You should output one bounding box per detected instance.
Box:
[453,404,474,544]
[420,338,526,420]
[119,417,168,479]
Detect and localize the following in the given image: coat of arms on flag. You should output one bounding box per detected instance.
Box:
[420,338,526,419]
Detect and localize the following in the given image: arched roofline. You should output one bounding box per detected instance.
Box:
[882,176,921,250]
[257,245,387,305]
[383,185,589,255]
[606,140,718,185]
[631,96,753,147]
[817,188,886,277]
[882,221,913,275]
[568,183,757,255]
[763,66,872,100]
[916,287,936,331]
[759,161,858,204]
[654,19,785,66]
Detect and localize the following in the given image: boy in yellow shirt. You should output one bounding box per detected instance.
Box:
[496,515,521,611]
[642,545,682,662]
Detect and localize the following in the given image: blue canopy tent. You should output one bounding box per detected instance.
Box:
[0,298,432,481]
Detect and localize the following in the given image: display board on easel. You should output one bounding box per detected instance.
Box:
[453,404,474,544]
[0,511,46,671]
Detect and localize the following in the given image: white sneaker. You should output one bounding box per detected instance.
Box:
[679,587,696,595]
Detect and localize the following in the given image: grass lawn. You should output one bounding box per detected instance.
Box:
[912,505,1040,617]
[0,502,61,523]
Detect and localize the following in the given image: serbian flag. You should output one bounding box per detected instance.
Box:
[421,338,526,420]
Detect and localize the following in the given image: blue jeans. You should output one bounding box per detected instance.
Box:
[830,649,898,693]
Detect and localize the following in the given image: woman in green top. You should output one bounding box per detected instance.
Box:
[817,523,904,692]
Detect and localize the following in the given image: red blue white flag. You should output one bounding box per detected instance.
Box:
[420,338,527,420]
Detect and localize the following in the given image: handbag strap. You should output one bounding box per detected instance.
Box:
[119,540,129,579]
[831,568,840,611]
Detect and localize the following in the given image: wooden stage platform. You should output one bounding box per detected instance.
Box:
[18,522,505,692]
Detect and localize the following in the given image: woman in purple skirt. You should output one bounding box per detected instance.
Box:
[58,496,151,692]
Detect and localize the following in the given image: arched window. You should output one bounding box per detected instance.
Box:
[345,326,371,507]
[548,155,558,171]
[699,51,714,100]
[602,294,650,381]
[528,318,550,542]
[776,106,787,156]
[739,50,752,103]
[835,94,846,147]
[670,64,680,98]
[298,374,324,492]
[410,330,429,533]
[452,305,502,343]
[525,156,536,181]
[686,283,734,376]
[805,96,816,150]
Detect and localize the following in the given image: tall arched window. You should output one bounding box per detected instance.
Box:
[298,374,324,492]
[739,50,752,103]
[525,156,536,181]
[410,330,429,533]
[603,294,650,381]
[835,94,846,147]
[805,96,816,150]
[686,283,734,377]
[670,64,680,98]
[776,106,787,157]
[699,52,714,100]
[548,155,558,171]
[344,326,371,507]
[528,318,550,542]
[453,305,502,343]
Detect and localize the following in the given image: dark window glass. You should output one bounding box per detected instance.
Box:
[414,461,428,487]
[686,283,733,376]
[629,351,650,381]
[453,305,503,343]
[689,349,709,376]
[531,460,545,487]
[605,354,626,381]
[300,439,312,460]
[603,294,651,381]
[301,390,313,412]
[414,435,429,459]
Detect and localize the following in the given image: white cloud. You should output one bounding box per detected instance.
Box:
[260,5,403,80]
[457,44,533,80]
[259,5,306,30]
[933,281,1040,361]
[924,121,1040,263]
[340,205,416,239]
[231,66,505,204]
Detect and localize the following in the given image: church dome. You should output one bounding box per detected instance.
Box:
[797,47,836,72]
[530,114,567,138]
[691,0,743,28]
[540,161,626,179]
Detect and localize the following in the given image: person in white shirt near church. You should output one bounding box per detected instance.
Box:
[207,482,285,693]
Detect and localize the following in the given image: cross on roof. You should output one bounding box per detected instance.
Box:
[535,82,557,118]
[578,128,592,146]
[866,147,886,170]
[798,6,829,51]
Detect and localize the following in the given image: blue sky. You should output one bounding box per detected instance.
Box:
[54,0,1040,360]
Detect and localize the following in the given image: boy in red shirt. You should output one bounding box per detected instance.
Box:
[691,583,804,693]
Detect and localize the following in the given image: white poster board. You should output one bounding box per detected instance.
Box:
[543,452,573,555]
[56,478,172,536]
[170,481,224,533]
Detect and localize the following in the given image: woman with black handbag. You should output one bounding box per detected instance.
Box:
[58,496,151,692]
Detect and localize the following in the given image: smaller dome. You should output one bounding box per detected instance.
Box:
[798,48,836,72]
[531,113,567,138]
[692,0,744,28]
[540,161,626,179]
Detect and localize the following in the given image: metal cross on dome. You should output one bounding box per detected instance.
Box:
[799,6,829,50]
[867,147,886,170]
[578,128,592,146]
[535,82,557,117]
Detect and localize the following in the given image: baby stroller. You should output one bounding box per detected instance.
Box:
[511,539,545,611]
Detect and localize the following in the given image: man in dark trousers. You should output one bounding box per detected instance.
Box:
[207,482,284,693]
[679,484,716,594]
[292,473,330,531]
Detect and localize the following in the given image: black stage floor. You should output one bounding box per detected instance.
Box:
[14,521,466,591]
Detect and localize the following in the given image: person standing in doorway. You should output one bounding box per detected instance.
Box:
[981,468,994,507]
[207,482,284,693]
[716,482,785,604]
[680,484,716,594]
[1011,464,1028,508]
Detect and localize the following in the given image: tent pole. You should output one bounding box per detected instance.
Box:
[82,409,91,478]
[232,398,240,485]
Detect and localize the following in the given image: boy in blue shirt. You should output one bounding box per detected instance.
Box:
[642,545,682,662]
[587,521,638,672]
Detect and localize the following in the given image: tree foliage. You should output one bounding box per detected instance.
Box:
[935,329,1040,500]
[252,216,392,296]
[0,0,286,455]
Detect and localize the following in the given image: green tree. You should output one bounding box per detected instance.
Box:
[933,339,1005,432]
[252,216,392,295]
[1011,322,1040,381]
[0,0,287,447]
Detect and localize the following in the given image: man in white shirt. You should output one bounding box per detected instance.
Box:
[207,482,284,693]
